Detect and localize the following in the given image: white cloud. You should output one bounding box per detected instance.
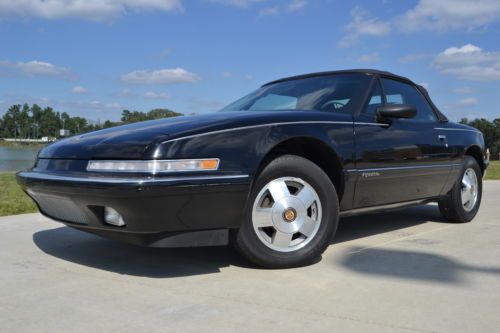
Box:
[357,53,380,63]
[398,0,500,32]
[0,0,182,20]
[143,91,170,100]
[206,0,264,8]
[433,44,500,80]
[18,60,67,76]
[222,71,233,77]
[441,44,482,56]
[121,68,201,85]
[338,7,391,48]
[71,86,87,94]
[457,97,478,106]
[0,59,73,79]
[258,1,306,16]
[288,0,307,12]
[210,0,304,16]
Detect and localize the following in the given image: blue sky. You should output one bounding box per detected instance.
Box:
[0,0,499,121]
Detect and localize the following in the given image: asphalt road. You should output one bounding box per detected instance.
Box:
[1,182,499,333]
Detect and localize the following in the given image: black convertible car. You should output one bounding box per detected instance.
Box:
[17,69,488,268]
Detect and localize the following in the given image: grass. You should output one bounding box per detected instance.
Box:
[485,160,500,180]
[0,172,37,216]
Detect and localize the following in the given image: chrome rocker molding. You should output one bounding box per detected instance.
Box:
[17,171,249,185]
[339,199,434,217]
[346,163,462,173]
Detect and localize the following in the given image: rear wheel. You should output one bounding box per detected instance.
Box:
[439,156,482,223]
[233,155,339,268]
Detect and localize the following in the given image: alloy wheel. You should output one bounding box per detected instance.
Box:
[251,177,322,252]
[461,168,478,212]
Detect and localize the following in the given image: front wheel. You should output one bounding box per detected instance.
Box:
[439,156,482,223]
[233,155,339,268]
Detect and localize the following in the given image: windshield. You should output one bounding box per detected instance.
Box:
[221,73,371,113]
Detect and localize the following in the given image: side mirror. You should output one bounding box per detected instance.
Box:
[376,104,417,120]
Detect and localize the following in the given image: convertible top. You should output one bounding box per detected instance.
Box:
[263,69,448,122]
[263,69,414,87]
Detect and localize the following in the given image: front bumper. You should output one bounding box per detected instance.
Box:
[17,170,251,245]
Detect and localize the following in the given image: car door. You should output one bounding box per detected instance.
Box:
[351,77,452,208]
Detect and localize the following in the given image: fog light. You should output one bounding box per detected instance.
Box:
[104,207,126,227]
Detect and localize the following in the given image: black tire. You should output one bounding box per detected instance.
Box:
[232,155,339,268]
[438,156,482,223]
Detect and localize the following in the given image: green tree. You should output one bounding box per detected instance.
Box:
[120,108,181,123]
[1,103,182,139]
[461,118,500,160]
[2,105,21,138]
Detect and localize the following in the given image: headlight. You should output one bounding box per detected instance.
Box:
[87,159,219,173]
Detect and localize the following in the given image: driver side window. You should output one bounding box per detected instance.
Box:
[381,78,437,122]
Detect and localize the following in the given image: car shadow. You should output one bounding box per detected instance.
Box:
[333,204,447,245]
[339,247,500,284]
[33,204,449,278]
[32,227,253,278]
[336,205,500,284]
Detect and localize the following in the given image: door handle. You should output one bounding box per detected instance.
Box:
[438,135,448,147]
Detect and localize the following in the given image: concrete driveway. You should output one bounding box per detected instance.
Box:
[1,182,499,333]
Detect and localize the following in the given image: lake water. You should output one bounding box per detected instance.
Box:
[0,147,41,172]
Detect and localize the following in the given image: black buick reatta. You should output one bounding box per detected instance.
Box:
[17,69,488,268]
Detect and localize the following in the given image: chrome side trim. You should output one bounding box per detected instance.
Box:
[163,121,388,143]
[354,122,389,126]
[434,127,480,133]
[346,163,461,173]
[17,171,249,185]
[339,199,430,217]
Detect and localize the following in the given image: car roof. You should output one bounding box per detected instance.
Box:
[261,69,448,122]
[262,69,414,87]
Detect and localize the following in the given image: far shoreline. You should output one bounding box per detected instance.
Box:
[0,141,47,149]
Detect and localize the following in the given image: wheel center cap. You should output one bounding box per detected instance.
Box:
[283,207,297,223]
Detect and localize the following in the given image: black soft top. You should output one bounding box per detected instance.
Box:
[262,69,448,122]
[263,69,413,87]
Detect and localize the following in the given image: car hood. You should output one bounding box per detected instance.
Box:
[39,111,329,160]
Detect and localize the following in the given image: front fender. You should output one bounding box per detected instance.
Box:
[153,120,355,178]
